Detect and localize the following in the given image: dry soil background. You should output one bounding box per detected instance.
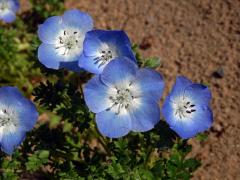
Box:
[64,0,240,179]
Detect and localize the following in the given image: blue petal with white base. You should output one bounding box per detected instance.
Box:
[37,9,93,71]
[132,69,165,102]
[100,57,138,88]
[79,30,136,74]
[84,76,114,113]
[84,58,164,138]
[0,86,38,155]
[0,0,19,23]
[162,76,213,139]
[129,98,160,132]
[96,108,132,138]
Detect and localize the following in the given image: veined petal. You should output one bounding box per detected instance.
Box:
[184,84,212,105]
[38,16,63,44]
[162,95,178,128]
[98,30,136,62]
[38,43,63,69]
[100,58,138,87]
[169,76,192,101]
[129,98,160,132]
[83,31,102,57]
[132,69,164,102]
[62,9,93,32]
[171,105,213,139]
[96,107,131,138]
[84,76,114,113]
[162,93,213,139]
[0,126,26,155]
[78,54,103,74]
[80,30,136,74]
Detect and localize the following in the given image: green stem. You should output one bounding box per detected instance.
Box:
[144,146,154,168]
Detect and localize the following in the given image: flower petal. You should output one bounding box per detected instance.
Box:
[84,76,114,113]
[38,16,64,44]
[38,43,63,69]
[60,61,83,72]
[171,105,213,139]
[169,76,192,100]
[96,108,131,138]
[1,11,16,23]
[0,127,26,155]
[78,54,103,74]
[0,87,38,131]
[129,98,160,132]
[162,95,178,128]
[132,69,164,102]
[95,30,136,61]
[100,58,138,87]
[162,95,213,139]
[62,9,93,32]
[184,84,212,105]
[82,31,102,57]
[80,30,136,74]
[8,0,20,12]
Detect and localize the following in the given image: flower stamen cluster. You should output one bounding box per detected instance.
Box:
[173,98,196,119]
[55,29,83,56]
[107,86,135,115]
[0,105,18,127]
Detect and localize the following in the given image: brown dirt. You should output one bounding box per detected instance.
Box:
[65,0,240,179]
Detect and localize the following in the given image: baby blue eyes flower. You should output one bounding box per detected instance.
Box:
[162,76,213,139]
[0,0,19,23]
[84,58,164,138]
[37,9,93,71]
[0,87,38,155]
[78,30,136,74]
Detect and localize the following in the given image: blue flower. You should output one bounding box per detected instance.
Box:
[84,58,164,138]
[37,9,93,71]
[0,87,38,155]
[162,76,213,139]
[0,0,19,23]
[78,30,136,74]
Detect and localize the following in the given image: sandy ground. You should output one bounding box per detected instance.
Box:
[64,0,240,179]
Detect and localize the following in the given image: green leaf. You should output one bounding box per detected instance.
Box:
[143,57,161,69]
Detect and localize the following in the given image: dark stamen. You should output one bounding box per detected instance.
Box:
[186,110,191,113]
[191,109,196,112]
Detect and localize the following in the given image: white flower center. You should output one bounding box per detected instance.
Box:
[0,1,9,14]
[55,28,84,59]
[0,105,18,128]
[173,97,196,120]
[93,43,117,68]
[107,83,137,115]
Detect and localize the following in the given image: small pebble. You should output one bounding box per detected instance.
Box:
[212,67,224,78]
